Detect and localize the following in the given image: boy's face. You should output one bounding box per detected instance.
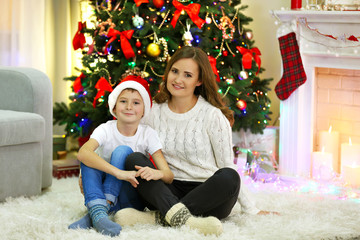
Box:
[113,89,145,124]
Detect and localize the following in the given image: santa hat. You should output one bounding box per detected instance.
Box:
[108,75,152,118]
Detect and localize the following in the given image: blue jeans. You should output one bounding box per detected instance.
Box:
[81,145,144,213]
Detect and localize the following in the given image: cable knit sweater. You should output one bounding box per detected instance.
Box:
[142,96,259,214]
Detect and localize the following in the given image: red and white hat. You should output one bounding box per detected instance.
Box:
[108,75,152,118]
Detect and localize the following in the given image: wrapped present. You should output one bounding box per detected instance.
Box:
[53,159,80,179]
[53,135,66,159]
[232,126,279,162]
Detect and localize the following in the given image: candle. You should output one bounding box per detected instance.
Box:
[341,138,360,186]
[291,0,302,9]
[318,126,340,173]
[341,138,360,169]
[342,164,360,187]
[311,150,333,180]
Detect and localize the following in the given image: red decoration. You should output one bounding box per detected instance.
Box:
[78,135,90,147]
[348,35,359,42]
[236,46,262,75]
[208,56,220,82]
[93,77,113,107]
[222,50,228,57]
[236,99,247,110]
[134,0,149,7]
[135,39,142,48]
[72,22,86,50]
[153,0,164,8]
[301,18,360,42]
[73,73,86,93]
[87,42,94,55]
[171,0,205,29]
[105,28,135,59]
[291,0,302,10]
[325,34,337,40]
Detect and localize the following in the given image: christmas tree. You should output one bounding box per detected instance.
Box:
[53,0,272,140]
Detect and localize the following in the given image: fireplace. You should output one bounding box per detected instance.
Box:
[273,10,360,177]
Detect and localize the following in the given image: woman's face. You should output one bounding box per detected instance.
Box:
[166,58,202,99]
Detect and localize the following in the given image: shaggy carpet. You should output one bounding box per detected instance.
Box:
[0,176,359,240]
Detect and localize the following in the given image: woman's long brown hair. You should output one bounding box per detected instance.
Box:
[154,46,234,126]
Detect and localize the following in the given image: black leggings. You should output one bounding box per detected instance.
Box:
[125,152,240,220]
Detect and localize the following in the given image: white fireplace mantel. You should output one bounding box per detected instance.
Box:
[271,10,360,177]
[273,10,360,23]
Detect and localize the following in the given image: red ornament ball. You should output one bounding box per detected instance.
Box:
[135,39,142,48]
[222,50,228,57]
[236,99,247,110]
[153,0,164,8]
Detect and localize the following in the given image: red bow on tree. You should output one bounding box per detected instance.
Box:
[105,28,135,59]
[171,0,205,29]
[73,21,86,50]
[73,73,86,93]
[134,0,149,7]
[93,77,113,108]
[236,46,262,75]
[208,56,220,82]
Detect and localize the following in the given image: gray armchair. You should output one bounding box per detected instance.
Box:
[0,67,53,201]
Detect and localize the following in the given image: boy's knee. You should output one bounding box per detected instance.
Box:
[110,146,133,168]
[113,145,133,157]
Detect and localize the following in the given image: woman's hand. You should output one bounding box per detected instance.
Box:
[135,165,163,181]
[257,210,280,216]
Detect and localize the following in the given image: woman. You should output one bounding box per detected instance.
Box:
[114,46,272,236]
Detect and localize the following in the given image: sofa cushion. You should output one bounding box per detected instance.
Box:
[0,110,45,147]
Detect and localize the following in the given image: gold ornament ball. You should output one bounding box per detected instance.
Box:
[142,71,150,78]
[146,43,161,57]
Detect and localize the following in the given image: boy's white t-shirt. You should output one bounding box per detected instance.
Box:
[90,120,162,162]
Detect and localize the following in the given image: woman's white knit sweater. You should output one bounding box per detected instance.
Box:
[143,96,259,214]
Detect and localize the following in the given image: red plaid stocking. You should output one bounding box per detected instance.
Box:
[275,32,307,100]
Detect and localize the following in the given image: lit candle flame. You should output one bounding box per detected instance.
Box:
[349,137,352,146]
[321,146,325,153]
[328,126,332,133]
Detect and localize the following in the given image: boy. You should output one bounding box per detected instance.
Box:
[68,75,173,237]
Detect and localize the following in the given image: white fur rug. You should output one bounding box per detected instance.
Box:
[1,176,360,240]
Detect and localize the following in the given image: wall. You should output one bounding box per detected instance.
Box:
[315,68,360,144]
[242,0,293,126]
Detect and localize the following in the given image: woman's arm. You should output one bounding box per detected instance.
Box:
[135,149,174,184]
[237,180,260,214]
[238,175,279,215]
[78,139,139,187]
[207,109,234,168]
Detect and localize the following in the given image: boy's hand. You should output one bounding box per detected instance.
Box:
[135,165,163,181]
[117,170,139,188]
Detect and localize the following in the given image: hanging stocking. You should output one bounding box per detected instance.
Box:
[275,32,307,100]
